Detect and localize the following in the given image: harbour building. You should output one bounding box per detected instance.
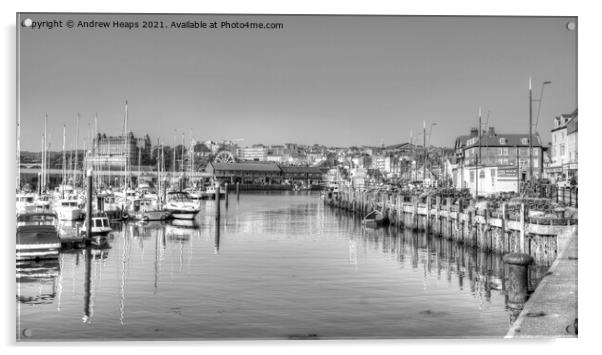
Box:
[452,127,544,196]
[85,132,146,170]
[545,109,578,184]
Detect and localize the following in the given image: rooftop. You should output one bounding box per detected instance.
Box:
[209,162,281,172]
[280,166,324,174]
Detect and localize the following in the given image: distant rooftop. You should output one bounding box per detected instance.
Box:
[208,162,281,172]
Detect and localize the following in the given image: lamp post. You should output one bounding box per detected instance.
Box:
[529,77,551,181]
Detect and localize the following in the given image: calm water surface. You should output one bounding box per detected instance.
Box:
[17,191,527,340]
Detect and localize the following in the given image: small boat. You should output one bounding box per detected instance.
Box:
[16,213,61,261]
[362,210,388,228]
[136,182,153,196]
[163,191,201,219]
[202,184,225,200]
[81,213,112,236]
[185,188,204,200]
[54,197,82,221]
[16,193,37,215]
[34,194,53,212]
[129,197,171,221]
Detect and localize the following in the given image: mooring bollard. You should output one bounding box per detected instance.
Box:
[503,253,534,309]
[86,169,93,244]
[225,182,229,209]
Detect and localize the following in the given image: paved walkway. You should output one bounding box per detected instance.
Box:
[506,232,578,338]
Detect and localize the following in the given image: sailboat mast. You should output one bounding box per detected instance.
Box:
[43,114,48,191]
[156,138,161,205]
[161,144,165,198]
[94,114,99,188]
[68,144,73,184]
[172,133,176,181]
[74,114,79,187]
[181,132,185,190]
[17,109,21,192]
[40,132,44,193]
[124,100,129,190]
[190,136,194,185]
[138,145,141,184]
[62,125,66,198]
[108,139,112,188]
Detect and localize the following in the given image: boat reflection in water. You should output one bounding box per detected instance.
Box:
[16,259,60,305]
[16,193,552,340]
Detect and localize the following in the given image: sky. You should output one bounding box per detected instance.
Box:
[18,14,577,151]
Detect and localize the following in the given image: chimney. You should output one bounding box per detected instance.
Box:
[470,128,478,137]
[488,127,495,136]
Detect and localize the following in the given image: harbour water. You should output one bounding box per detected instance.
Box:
[16,191,540,340]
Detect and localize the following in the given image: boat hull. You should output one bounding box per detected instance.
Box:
[131,210,171,221]
[170,211,198,220]
[56,208,82,221]
[16,247,60,261]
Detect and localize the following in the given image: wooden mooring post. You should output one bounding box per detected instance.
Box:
[225,182,229,209]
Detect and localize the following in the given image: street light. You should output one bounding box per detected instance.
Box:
[529,77,551,182]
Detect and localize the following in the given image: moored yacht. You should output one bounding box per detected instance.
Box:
[54,197,82,221]
[16,193,36,215]
[16,212,61,261]
[81,212,112,236]
[34,193,53,212]
[163,191,201,219]
[129,197,171,221]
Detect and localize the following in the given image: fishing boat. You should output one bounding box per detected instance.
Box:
[115,187,138,202]
[16,213,61,261]
[185,188,204,200]
[129,197,171,221]
[34,193,53,212]
[136,182,153,196]
[362,210,388,228]
[16,193,36,215]
[163,191,201,219]
[81,212,112,236]
[202,184,226,200]
[54,197,82,221]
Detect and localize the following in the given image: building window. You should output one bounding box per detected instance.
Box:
[560,144,565,156]
[521,138,528,145]
[498,158,508,166]
[499,138,507,145]
[470,171,474,182]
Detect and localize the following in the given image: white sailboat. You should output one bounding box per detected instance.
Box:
[54,126,82,221]
[163,191,200,220]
